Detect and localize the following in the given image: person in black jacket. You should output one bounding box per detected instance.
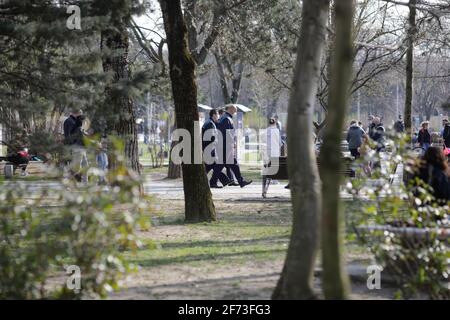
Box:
[217,105,252,188]
[442,118,450,148]
[413,146,450,203]
[63,109,88,182]
[417,121,432,151]
[63,110,84,146]
[202,109,231,188]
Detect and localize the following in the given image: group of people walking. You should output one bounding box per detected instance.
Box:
[346,115,386,160]
[345,114,450,201]
[202,104,252,189]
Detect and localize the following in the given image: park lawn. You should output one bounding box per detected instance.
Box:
[0,175,58,182]
[124,199,292,269]
[114,198,381,299]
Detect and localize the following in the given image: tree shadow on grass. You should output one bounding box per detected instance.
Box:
[159,235,289,249]
[129,248,287,268]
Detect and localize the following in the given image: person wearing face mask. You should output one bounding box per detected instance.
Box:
[217,104,252,188]
[202,109,231,188]
[63,108,88,182]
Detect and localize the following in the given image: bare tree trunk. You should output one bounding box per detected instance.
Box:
[167,139,182,179]
[272,0,330,300]
[319,0,354,300]
[214,49,244,105]
[404,0,416,134]
[214,51,231,104]
[101,26,141,174]
[159,0,216,223]
[231,62,244,104]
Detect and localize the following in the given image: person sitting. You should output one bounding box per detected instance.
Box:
[0,147,30,176]
[412,146,450,203]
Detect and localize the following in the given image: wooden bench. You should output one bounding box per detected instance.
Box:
[0,160,47,177]
[262,156,355,198]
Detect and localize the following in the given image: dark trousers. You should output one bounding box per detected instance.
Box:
[206,163,230,186]
[220,159,244,184]
[226,166,236,181]
[0,155,29,171]
[349,148,360,159]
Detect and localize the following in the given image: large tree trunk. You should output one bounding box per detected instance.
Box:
[167,138,182,179]
[319,0,354,300]
[101,26,141,174]
[272,0,330,300]
[159,0,216,223]
[404,0,416,134]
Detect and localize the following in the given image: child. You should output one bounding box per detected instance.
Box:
[95,141,108,184]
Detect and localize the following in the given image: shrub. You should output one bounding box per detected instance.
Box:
[348,134,449,299]
[0,144,150,299]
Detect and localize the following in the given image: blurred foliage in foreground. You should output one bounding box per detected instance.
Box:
[0,142,151,299]
[347,134,449,299]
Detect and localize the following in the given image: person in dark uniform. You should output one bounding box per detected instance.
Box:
[217,105,252,188]
[202,109,231,188]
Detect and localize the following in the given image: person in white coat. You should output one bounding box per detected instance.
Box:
[265,118,281,184]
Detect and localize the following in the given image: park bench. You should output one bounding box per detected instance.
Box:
[262,156,355,198]
[0,160,46,178]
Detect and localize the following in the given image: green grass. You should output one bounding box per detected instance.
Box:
[124,201,292,269]
[0,175,59,182]
[124,197,374,273]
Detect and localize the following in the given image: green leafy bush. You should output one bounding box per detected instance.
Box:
[347,134,449,299]
[0,145,150,299]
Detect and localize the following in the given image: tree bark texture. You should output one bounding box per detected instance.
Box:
[101,25,141,174]
[404,0,417,134]
[272,0,330,300]
[319,0,354,300]
[160,0,216,223]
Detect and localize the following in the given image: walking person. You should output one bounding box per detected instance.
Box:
[217,104,252,188]
[369,117,385,171]
[202,109,231,188]
[367,115,376,139]
[346,120,366,159]
[265,118,282,184]
[417,121,432,152]
[393,115,405,133]
[442,118,450,148]
[63,108,88,183]
[95,139,108,185]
